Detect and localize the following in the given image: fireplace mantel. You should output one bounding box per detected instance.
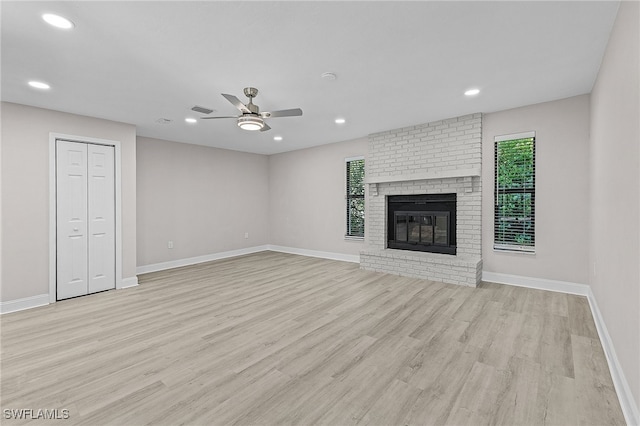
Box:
[366,167,480,196]
[364,167,480,185]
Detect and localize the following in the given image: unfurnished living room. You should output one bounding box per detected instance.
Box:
[1,1,639,425]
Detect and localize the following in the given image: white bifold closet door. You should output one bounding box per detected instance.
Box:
[56,141,115,300]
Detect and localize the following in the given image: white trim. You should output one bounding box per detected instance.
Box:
[120,276,139,289]
[49,133,124,302]
[267,245,360,263]
[136,245,270,274]
[493,247,537,255]
[482,271,638,425]
[481,271,588,295]
[49,137,56,303]
[0,294,50,315]
[494,131,536,142]
[364,167,481,185]
[587,287,640,426]
[493,244,536,254]
[137,245,360,275]
[345,155,365,163]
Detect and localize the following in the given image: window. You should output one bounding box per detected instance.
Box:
[346,157,365,238]
[494,132,535,252]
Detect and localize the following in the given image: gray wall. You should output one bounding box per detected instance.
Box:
[482,95,591,284]
[589,1,639,413]
[268,138,367,256]
[136,137,269,267]
[1,102,137,302]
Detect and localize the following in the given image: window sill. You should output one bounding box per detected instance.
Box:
[345,235,365,242]
[493,246,536,255]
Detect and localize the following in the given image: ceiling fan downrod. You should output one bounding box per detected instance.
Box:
[243,87,259,114]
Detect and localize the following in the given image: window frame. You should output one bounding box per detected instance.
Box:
[345,156,365,239]
[494,131,536,253]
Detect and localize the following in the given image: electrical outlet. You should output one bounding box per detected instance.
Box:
[244,232,249,239]
[168,240,174,249]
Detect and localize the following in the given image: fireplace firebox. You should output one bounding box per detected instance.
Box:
[387,194,456,255]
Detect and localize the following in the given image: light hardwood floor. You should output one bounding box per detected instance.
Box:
[0,252,625,425]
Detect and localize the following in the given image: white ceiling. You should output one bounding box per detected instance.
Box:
[1,1,619,155]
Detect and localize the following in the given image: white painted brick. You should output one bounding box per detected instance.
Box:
[363,113,482,286]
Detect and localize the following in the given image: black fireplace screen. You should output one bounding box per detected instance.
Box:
[395,212,449,245]
[388,194,456,255]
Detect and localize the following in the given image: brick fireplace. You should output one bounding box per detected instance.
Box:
[360,113,483,287]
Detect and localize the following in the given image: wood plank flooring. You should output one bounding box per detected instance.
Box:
[0,252,625,425]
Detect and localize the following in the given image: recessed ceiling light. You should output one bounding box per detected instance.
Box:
[185,118,197,124]
[28,81,50,90]
[273,136,283,142]
[464,88,480,96]
[42,13,75,29]
[335,118,346,124]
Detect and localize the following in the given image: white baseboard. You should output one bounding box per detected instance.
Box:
[481,271,589,296]
[267,244,360,263]
[120,276,139,289]
[482,270,638,426]
[136,245,270,274]
[137,245,359,275]
[2,276,138,315]
[587,287,640,426]
[0,294,50,315]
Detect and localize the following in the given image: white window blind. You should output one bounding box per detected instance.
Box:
[494,132,535,252]
[346,157,365,238]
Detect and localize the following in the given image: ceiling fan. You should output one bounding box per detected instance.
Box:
[202,87,302,132]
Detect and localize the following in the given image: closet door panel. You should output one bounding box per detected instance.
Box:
[56,141,88,300]
[87,144,116,293]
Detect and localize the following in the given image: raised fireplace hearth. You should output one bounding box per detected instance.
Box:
[387,194,456,255]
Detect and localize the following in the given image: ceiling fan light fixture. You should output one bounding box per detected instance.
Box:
[237,115,264,131]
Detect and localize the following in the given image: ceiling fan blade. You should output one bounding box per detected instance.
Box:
[260,122,271,132]
[222,94,250,113]
[261,108,303,118]
[201,116,238,119]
